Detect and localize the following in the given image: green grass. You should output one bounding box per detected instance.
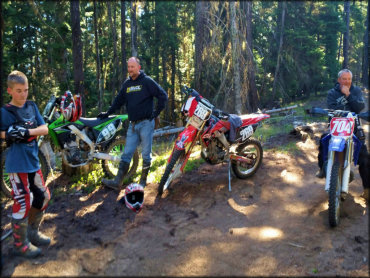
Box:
[253,122,293,143]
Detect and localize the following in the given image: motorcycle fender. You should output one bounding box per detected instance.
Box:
[96,119,122,144]
[352,134,362,166]
[328,137,346,152]
[174,125,197,151]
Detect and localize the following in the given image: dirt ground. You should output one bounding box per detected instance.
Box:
[1,116,369,276]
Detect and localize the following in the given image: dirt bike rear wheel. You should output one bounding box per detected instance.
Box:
[158,149,186,196]
[328,154,343,227]
[1,149,50,198]
[102,137,139,180]
[231,138,263,179]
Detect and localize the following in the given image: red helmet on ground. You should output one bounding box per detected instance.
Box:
[124,183,144,213]
[60,91,82,122]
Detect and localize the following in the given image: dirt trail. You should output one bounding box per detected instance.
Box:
[1,122,369,276]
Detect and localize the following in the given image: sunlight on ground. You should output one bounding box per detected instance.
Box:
[280,169,301,185]
[227,198,257,215]
[283,202,308,215]
[246,255,278,275]
[175,246,210,275]
[78,188,100,202]
[75,201,103,217]
[44,212,59,221]
[353,196,367,209]
[229,226,284,241]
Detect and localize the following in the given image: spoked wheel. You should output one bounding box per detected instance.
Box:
[102,137,139,180]
[1,148,50,198]
[231,138,263,179]
[158,149,186,196]
[328,153,343,227]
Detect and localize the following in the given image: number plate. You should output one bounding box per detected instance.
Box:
[240,125,254,141]
[189,115,203,129]
[194,102,211,120]
[330,117,354,137]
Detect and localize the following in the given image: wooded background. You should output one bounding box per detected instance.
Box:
[1,1,369,123]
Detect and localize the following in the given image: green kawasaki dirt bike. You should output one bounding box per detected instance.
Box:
[1,94,138,198]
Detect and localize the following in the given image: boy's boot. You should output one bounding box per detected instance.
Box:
[139,162,151,188]
[12,217,41,258]
[102,161,130,190]
[28,207,51,246]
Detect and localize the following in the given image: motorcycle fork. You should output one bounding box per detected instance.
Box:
[341,139,352,193]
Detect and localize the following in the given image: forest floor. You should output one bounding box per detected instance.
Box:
[1,95,369,276]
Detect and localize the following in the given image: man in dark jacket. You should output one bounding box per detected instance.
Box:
[98,57,168,190]
[316,69,368,200]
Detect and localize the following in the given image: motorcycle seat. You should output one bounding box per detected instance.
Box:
[79,115,117,128]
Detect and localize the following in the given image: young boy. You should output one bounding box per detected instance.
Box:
[1,70,50,258]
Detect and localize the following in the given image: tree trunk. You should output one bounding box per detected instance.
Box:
[130,1,138,57]
[108,1,119,99]
[337,33,343,62]
[245,1,259,112]
[121,0,127,81]
[362,1,369,88]
[170,47,176,122]
[272,1,286,103]
[230,1,242,114]
[70,0,85,115]
[342,0,350,69]
[195,1,207,91]
[93,0,103,112]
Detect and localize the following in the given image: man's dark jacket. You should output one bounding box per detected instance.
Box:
[327,82,365,114]
[108,70,168,121]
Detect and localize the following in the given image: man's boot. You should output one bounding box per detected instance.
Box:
[102,161,130,190]
[139,162,150,188]
[28,207,51,246]
[315,168,325,178]
[12,217,41,258]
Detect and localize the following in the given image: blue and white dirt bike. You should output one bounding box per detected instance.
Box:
[311,107,369,227]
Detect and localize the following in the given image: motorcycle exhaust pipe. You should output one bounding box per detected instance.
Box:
[92,152,121,162]
[230,154,253,164]
[68,125,94,151]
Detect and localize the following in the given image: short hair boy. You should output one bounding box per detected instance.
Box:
[1,70,50,258]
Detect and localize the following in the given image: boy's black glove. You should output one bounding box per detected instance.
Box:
[97,111,110,119]
[6,125,30,143]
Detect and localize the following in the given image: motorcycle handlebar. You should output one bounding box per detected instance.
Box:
[308,107,370,121]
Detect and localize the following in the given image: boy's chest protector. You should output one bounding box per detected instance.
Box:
[3,101,38,129]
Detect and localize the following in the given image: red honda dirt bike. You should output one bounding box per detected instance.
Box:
[158,86,270,196]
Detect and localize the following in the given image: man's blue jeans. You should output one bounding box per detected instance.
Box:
[121,119,155,165]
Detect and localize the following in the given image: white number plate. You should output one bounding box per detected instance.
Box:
[194,102,210,120]
[240,126,254,141]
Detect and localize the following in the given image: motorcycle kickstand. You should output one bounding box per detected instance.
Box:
[228,160,232,192]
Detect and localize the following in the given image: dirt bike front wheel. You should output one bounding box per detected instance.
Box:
[1,149,50,198]
[328,154,343,227]
[158,149,186,196]
[101,137,139,180]
[231,138,263,179]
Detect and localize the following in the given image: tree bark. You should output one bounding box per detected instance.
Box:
[108,1,119,100]
[362,1,369,88]
[195,1,207,91]
[70,0,85,115]
[130,1,138,57]
[342,0,350,69]
[121,0,127,81]
[272,1,286,103]
[230,1,242,114]
[93,0,103,112]
[244,1,259,112]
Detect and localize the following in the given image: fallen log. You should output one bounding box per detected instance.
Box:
[153,127,185,138]
[264,105,298,114]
